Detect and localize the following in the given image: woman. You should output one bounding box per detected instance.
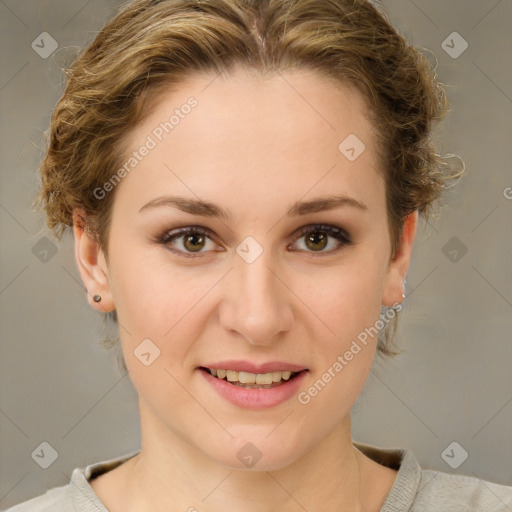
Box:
[8,0,511,510]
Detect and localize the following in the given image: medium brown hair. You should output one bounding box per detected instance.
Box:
[36,0,461,366]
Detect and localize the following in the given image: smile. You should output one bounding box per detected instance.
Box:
[198,363,308,409]
[200,367,300,388]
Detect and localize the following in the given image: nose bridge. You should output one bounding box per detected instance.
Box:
[221,244,293,344]
[240,250,278,307]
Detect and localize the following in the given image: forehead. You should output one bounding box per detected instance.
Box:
[115,67,384,218]
[130,67,377,158]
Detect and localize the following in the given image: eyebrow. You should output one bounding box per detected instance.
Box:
[138,194,368,218]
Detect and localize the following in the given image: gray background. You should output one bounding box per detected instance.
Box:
[1,0,511,508]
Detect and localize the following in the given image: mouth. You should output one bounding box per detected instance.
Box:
[199,367,303,389]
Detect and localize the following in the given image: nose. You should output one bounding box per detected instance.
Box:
[218,247,294,346]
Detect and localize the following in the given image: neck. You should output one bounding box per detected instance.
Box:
[117,399,388,512]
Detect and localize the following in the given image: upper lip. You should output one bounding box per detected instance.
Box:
[200,360,307,374]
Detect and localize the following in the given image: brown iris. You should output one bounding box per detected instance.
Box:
[305,231,328,251]
[183,233,206,252]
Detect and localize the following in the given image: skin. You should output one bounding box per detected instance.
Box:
[73,66,417,512]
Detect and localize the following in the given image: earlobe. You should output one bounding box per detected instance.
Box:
[382,211,418,307]
[72,209,115,313]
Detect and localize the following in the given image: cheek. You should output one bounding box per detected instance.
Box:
[296,253,387,339]
[294,272,384,431]
[108,252,238,393]
[108,239,188,327]
[293,250,387,398]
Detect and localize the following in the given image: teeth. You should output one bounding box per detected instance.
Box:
[238,372,256,384]
[207,368,298,385]
[256,373,273,385]
[226,370,238,382]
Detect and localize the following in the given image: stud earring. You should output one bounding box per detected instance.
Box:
[93,294,102,303]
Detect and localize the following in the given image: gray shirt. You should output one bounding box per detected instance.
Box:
[5,442,512,511]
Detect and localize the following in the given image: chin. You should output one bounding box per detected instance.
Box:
[199,429,310,472]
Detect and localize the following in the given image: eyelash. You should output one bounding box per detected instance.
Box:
[157,224,352,258]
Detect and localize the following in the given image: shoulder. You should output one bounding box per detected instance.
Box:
[354,441,512,512]
[2,484,71,512]
[4,451,139,512]
[413,469,512,512]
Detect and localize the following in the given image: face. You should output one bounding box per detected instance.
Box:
[75,67,416,471]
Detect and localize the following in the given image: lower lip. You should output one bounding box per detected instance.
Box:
[198,369,308,410]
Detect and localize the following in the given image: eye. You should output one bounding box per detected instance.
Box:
[159,226,218,257]
[291,224,351,255]
[158,223,351,258]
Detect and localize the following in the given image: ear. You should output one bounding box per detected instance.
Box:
[72,209,115,313]
[382,211,418,307]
